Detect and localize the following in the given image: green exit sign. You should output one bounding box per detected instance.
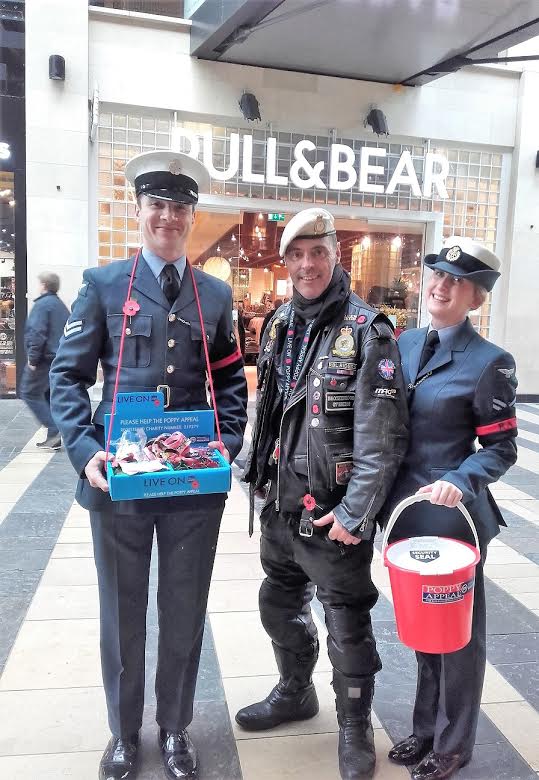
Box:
[268,213,285,221]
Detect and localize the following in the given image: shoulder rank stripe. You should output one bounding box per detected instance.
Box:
[476,418,517,436]
[210,347,242,371]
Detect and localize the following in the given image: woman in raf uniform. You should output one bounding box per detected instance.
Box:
[384,236,518,780]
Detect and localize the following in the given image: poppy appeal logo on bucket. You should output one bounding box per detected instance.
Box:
[422,578,475,604]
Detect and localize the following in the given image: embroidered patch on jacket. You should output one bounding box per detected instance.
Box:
[332,327,355,358]
[325,392,355,412]
[377,358,395,380]
[326,360,356,377]
[63,319,83,338]
[372,387,397,400]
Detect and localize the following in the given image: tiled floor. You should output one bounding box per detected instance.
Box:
[1,397,539,778]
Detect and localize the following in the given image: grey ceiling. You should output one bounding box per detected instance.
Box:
[189,0,539,85]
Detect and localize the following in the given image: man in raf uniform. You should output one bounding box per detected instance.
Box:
[236,208,409,779]
[50,151,247,780]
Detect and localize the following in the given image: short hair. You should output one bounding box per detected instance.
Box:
[274,298,283,308]
[327,232,338,251]
[472,283,489,308]
[38,272,60,294]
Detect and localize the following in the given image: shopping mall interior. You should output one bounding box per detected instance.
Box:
[186,209,424,362]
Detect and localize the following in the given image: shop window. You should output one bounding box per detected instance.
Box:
[97,113,506,339]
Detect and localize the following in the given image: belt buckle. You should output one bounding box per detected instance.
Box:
[157,384,171,408]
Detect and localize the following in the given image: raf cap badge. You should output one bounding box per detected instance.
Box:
[446,245,462,262]
[332,326,355,358]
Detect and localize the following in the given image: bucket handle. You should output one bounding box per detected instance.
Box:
[381,492,480,559]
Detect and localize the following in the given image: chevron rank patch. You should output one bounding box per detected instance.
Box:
[64,319,83,338]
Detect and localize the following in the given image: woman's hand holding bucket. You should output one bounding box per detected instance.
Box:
[417,480,463,508]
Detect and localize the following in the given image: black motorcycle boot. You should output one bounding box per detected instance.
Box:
[334,671,376,780]
[235,642,319,731]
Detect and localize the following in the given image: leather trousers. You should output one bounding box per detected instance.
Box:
[258,501,381,677]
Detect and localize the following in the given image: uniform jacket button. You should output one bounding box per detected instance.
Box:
[125,327,131,335]
[166,365,175,374]
[168,313,176,322]
[168,339,175,348]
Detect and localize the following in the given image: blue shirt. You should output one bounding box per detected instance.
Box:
[142,247,186,282]
[428,319,466,350]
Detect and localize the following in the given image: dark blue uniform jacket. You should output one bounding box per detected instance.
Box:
[25,292,69,365]
[383,318,518,548]
[50,255,247,514]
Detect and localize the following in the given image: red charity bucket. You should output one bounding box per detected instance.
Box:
[382,494,480,654]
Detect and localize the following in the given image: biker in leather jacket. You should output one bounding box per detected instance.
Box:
[237,207,409,780]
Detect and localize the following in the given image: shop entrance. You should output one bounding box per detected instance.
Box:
[187,208,425,364]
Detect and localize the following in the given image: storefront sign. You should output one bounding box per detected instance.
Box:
[171,128,449,198]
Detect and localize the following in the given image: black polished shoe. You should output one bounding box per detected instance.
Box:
[412,750,472,780]
[235,681,319,731]
[99,733,139,780]
[159,729,198,779]
[388,734,433,766]
[36,434,62,450]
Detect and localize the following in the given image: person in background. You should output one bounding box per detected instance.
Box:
[384,236,518,780]
[237,207,409,779]
[20,272,69,449]
[233,305,246,357]
[50,150,247,780]
[261,297,283,340]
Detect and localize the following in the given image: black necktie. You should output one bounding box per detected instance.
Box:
[161,265,180,306]
[418,329,439,372]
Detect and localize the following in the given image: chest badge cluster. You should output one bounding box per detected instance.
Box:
[332,326,355,358]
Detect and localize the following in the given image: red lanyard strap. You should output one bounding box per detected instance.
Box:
[104,249,223,465]
[104,247,142,462]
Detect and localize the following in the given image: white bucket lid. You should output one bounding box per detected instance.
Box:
[386,536,477,575]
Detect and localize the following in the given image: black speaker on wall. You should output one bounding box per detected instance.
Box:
[49,55,65,81]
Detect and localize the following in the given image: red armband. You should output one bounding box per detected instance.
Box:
[210,347,242,371]
[475,417,517,436]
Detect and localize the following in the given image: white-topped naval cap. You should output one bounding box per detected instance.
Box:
[124,150,210,204]
[279,208,336,257]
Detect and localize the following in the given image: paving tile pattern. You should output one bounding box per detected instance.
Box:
[1,398,539,779]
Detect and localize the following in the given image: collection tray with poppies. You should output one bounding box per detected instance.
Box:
[104,392,231,500]
[112,430,221,475]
